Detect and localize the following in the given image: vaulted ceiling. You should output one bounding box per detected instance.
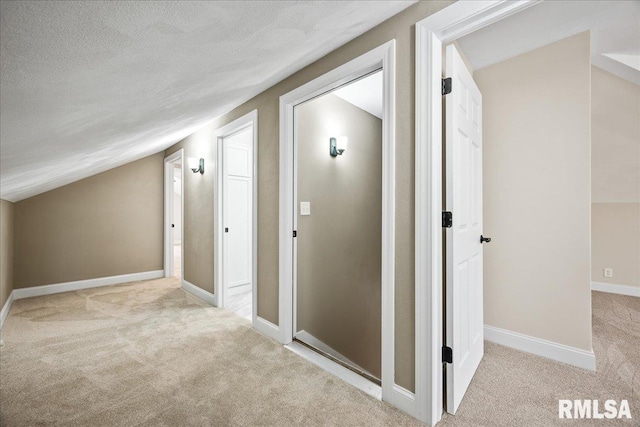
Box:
[457,0,640,83]
[0,1,415,202]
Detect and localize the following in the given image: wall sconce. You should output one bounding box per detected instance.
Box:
[330,136,348,157]
[188,157,204,174]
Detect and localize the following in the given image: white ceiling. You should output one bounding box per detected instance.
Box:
[457,0,640,84]
[0,1,415,202]
[334,71,383,119]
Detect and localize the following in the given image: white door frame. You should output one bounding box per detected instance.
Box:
[278,40,407,412]
[414,1,540,424]
[164,149,184,279]
[214,110,258,327]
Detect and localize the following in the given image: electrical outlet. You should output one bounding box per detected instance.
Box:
[603,268,613,278]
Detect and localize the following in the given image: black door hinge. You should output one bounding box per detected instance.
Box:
[442,77,452,96]
[442,346,453,364]
[293,230,297,238]
[442,211,452,228]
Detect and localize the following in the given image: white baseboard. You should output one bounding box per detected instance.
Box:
[181,280,216,306]
[285,341,382,400]
[484,325,596,371]
[0,290,15,330]
[591,281,640,297]
[12,270,165,300]
[254,316,280,342]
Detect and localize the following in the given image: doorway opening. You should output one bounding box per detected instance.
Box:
[279,40,398,405]
[292,69,384,385]
[214,111,258,324]
[164,149,184,281]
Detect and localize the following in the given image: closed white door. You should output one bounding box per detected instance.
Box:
[223,128,253,295]
[445,43,485,414]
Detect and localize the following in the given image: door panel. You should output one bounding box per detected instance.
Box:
[445,43,484,414]
[225,176,250,288]
[223,128,253,293]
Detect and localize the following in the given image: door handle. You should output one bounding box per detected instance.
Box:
[480,235,491,244]
[225,227,229,233]
[171,224,175,228]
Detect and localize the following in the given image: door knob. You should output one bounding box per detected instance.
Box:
[480,235,491,244]
[225,227,229,233]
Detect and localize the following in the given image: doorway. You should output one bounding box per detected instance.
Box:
[415,1,552,424]
[293,70,384,384]
[164,149,184,280]
[279,41,400,406]
[214,111,258,323]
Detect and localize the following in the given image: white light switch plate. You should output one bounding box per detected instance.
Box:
[300,202,311,216]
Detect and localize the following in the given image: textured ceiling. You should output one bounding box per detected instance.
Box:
[457,0,640,84]
[0,1,415,202]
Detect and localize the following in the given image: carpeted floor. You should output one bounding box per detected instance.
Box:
[439,290,639,426]
[0,281,638,426]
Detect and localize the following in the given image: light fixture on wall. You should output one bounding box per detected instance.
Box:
[330,136,348,157]
[188,157,204,174]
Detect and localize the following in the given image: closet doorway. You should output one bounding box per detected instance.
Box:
[164,149,184,281]
[214,111,258,324]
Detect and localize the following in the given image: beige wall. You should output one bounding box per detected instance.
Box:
[475,32,593,351]
[1,199,14,309]
[592,203,640,287]
[591,66,640,288]
[14,153,164,289]
[296,94,382,378]
[165,0,454,391]
[591,66,640,204]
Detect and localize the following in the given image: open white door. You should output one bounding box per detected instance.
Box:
[445,43,485,414]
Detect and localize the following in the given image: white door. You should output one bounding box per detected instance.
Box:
[223,128,253,296]
[445,43,484,414]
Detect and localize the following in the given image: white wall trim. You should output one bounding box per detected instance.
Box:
[12,270,164,300]
[278,39,400,414]
[254,316,281,342]
[181,279,216,306]
[415,1,541,424]
[484,325,596,371]
[0,290,15,330]
[592,281,640,297]
[285,341,382,400]
[164,149,184,280]
[213,110,258,333]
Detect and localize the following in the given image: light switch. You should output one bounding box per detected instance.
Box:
[300,202,311,216]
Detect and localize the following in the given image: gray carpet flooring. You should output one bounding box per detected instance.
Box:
[0,280,637,426]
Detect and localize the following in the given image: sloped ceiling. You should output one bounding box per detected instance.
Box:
[457,0,640,84]
[0,1,415,202]
[334,71,383,119]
